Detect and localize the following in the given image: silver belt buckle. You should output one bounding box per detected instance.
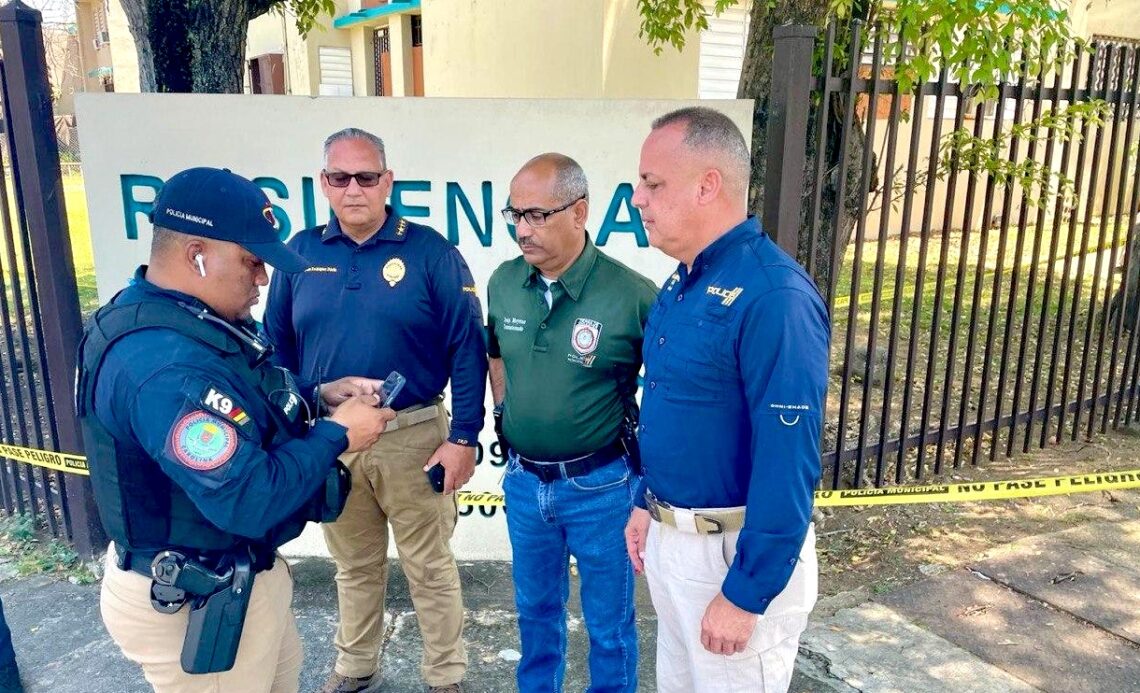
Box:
[696,513,725,535]
[645,491,663,522]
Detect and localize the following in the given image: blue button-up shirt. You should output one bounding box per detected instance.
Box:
[638,217,830,614]
[264,208,487,446]
[93,268,349,540]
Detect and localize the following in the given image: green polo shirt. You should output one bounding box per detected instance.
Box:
[487,236,658,460]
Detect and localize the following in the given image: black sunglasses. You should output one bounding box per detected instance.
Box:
[323,169,389,188]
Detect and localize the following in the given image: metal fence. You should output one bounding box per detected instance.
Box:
[0,3,100,555]
[765,22,1140,490]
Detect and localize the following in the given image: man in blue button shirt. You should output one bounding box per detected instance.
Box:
[265,128,486,693]
[623,108,830,692]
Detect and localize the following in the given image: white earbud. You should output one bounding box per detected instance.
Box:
[195,253,207,278]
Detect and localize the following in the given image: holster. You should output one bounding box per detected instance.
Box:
[619,409,642,476]
[180,551,253,674]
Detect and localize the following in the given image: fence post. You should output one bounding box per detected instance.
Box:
[0,0,104,557]
[763,25,817,258]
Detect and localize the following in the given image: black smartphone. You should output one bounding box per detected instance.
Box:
[427,463,446,494]
[380,371,406,407]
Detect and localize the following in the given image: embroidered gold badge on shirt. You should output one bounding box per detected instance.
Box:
[383,258,406,287]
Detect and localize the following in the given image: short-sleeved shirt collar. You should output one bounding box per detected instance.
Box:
[320,205,409,248]
[522,233,598,302]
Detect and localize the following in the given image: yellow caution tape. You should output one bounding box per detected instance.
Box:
[457,491,506,507]
[812,470,1140,507]
[457,470,1140,509]
[0,443,89,476]
[4,441,1137,510]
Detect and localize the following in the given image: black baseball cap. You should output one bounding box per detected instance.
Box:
[149,167,309,273]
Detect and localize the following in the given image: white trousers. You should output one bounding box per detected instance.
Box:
[645,522,817,693]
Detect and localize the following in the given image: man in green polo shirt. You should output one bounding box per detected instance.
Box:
[487,153,657,692]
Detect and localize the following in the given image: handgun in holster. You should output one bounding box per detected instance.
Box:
[148,548,253,674]
[180,551,253,674]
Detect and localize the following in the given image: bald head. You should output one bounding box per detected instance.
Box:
[513,152,589,204]
[508,152,590,277]
[651,107,750,199]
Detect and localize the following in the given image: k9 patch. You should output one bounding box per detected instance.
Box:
[200,384,253,433]
[171,411,238,471]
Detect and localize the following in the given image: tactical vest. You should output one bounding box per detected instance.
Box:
[74,297,310,555]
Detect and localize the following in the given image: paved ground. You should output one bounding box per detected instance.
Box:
[3,519,1139,692]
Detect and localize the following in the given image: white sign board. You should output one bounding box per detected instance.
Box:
[76,94,753,560]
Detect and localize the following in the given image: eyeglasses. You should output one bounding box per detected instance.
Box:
[322,169,389,188]
[501,196,585,227]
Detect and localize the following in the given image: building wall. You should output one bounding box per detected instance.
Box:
[106,0,139,92]
[75,0,116,93]
[1083,0,1140,41]
[304,18,356,95]
[246,12,309,95]
[601,0,700,98]
[423,0,605,97]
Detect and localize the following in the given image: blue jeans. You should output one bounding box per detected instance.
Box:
[0,595,21,693]
[503,452,639,693]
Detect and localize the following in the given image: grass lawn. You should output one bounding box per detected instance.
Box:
[64,174,98,316]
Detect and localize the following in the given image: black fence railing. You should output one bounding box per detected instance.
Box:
[0,2,101,555]
[765,22,1140,490]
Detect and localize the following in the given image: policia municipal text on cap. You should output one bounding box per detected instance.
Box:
[76,167,395,692]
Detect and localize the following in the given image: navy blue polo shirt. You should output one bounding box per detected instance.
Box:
[93,268,349,540]
[638,217,830,614]
[264,208,487,446]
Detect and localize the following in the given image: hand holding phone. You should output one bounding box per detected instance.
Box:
[380,371,406,408]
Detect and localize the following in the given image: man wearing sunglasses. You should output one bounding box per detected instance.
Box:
[486,153,657,692]
[264,129,486,693]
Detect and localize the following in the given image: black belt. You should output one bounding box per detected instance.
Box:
[514,439,626,483]
[115,544,275,579]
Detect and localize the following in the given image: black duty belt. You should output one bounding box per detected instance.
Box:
[514,439,626,483]
[115,544,275,579]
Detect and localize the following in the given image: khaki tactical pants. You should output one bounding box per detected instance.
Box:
[323,410,467,686]
[100,544,301,693]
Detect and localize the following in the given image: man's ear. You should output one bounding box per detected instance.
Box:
[696,169,723,206]
[572,198,589,228]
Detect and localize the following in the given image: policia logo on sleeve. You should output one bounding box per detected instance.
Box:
[171,412,238,471]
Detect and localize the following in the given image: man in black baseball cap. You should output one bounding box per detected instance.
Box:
[144,166,308,322]
[77,166,396,692]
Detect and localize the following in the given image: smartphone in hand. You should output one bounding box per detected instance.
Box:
[380,371,406,408]
[427,463,445,494]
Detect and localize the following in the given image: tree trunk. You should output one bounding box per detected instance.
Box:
[739,0,873,296]
[118,0,276,93]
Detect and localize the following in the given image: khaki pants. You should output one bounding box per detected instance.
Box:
[323,410,466,686]
[100,544,301,693]
[645,523,817,693]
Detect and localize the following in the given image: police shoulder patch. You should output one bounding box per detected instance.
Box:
[171,411,239,471]
[199,383,253,432]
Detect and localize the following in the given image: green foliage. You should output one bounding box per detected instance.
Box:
[638,0,739,54]
[828,0,1085,98]
[274,0,337,39]
[0,512,96,583]
[939,101,1111,209]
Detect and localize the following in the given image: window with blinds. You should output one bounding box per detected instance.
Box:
[698,1,751,100]
[318,46,353,96]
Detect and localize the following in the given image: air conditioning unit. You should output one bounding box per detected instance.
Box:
[99,30,110,43]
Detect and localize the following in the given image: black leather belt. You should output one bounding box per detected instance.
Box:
[115,544,275,578]
[514,439,626,483]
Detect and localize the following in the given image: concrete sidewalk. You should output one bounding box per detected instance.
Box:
[3,519,1138,691]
